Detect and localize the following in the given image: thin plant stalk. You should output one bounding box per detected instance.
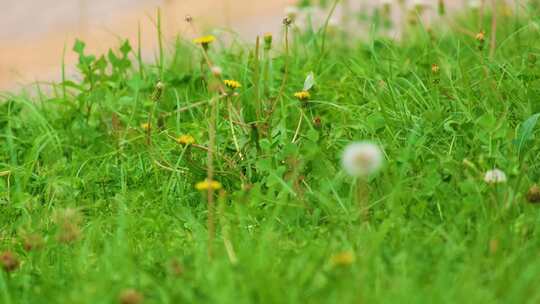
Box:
[263,42,271,98]
[489,0,498,58]
[356,178,370,222]
[137,22,144,79]
[268,21,291,130]
[146,108,155,146]
[207,96,217,258]
[146,97,158,146]
[157,8,164,79]
[292,109,304,144]
[61,43,67,100]
[254,36,261,122]
[321,0,341,55]
[227,98,244,160]
[479,0,486,30]
[0,171,11,204]
[277,25,290,99]
[218,194,238,265]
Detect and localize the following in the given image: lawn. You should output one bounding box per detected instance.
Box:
[2,2,540,303]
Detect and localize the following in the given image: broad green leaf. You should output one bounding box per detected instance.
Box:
[73,39,86,55]
[120,40,132,56]
[516,113,540,157]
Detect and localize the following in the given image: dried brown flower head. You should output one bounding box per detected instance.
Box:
[313,116,322,128]
[527,184,540,204]
[169,259,183,277]
[489,239,499,255]
[283,17,293,26]
[0,251,20,273]
[22,234,44,252]
[119,289,144,304]
[55,208,82,244]
[475,31,486,49]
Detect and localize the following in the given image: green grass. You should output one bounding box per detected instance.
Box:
[2,4,540,303]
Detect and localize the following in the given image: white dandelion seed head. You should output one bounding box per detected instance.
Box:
[342,142,384,177]
[484,168,507,184]
[284,6,300,18]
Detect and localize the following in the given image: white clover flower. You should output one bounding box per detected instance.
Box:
[342,142,384,177]
[484,168,507,184]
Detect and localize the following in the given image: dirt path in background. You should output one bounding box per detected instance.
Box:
[0,0,292,91]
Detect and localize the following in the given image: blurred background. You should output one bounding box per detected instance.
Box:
[0,0,292,91]
[0,0,484,92]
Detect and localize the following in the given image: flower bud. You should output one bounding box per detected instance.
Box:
[263,33,273,50]
[527,184,540,203]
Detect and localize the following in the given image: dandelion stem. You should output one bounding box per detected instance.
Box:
[137,22,144,79]
[263,42,271,98]
[356,178,370,222]
[254,36,261,122]
[267,21,291,131]
[479,0,486,30]
[157,8,164,79]
[146,102,157,146]
[207,96,217,258]
[277,24,290,101]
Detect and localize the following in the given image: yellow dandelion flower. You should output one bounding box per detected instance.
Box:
[141,123,151,131]
[224,79,242,90]
[294,91,311,100]
[330,251,355,267]
[177,135,195,145]
[193,35,216,46]
[475,31,485,42]
[195,179,223,191]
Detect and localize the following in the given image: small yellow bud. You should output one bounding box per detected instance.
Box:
[195,179,223,191]
[141,123,151,131]
[330,251,355,267]
[176,135,195,146]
